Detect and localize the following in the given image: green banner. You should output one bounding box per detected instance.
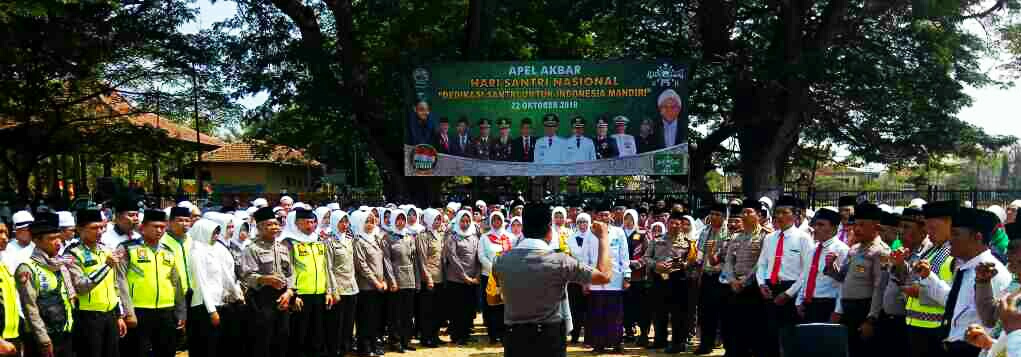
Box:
[405,60,689,176]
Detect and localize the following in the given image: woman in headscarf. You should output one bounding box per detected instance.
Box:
[324,210,358,357]
[313,207,332,238]
[381,209,419,352]
[622,208,652,345]
[478,211,512,345]
[351,210,388,356]
[508,216,523,246]
[187,218,245,357]
[643,212,699,353]
[442,210,480,346]
[416,208,446,348]
[404,206,425,235]
[565,213,593,344]
[229,214,251,263]
[552,207,573,254]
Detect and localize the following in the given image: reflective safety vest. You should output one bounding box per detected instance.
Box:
[124,241,177,309]
[162,234,192,291]
[68,244,120,312]
[290,239,329,295]
[0,263,19,339]
[26,260,74,334]
[905,248,955,328]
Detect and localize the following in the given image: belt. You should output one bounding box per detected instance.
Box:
[507,321,563,333]
[805,297,836,303]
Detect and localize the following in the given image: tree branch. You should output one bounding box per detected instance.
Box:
[812,0,850,50]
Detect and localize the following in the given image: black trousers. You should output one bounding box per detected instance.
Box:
[417,284,442,343]
[480,275,505,341]
[942,341,980,357]
[325,294,357,356]
[802,298,837,324]
[387,289,417,345]
[566,282,587,341]
[445,282,478,342]
[186,305,220,357]
[356,290,384,350]
[877,313,908,357]
[248,288,291,357]
[218,302,246,357]
[652,273,690,347]
[122,308,176,357]
[727,285,766,357]
[26,331,72,357]
[840,298,873,357]
[907,326,943,357]
[505,322,566,357]
[73,309,119,357]
[696,273,727,350]
[290,294,326,357]
[763,281,798,357]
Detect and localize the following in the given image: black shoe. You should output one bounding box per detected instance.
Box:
[636,337,649,347]
[664,344,687,354]
[455,339,469,346]
[402,345,416,352]
[614,344,625,353]
[693,346,713,355]
[648,341,667,350]
[592,346,605,354]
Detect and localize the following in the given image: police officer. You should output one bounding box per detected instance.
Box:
[240,207,295,357]
[645,211,698,353]
[593,116,618,159]
[324,210,358,356]
[382,209,420,352]
[416,208,446,348]
[534,114,565,164]
[492,203,614,357]
[443,210,481,346]
[901,201,957,357]
[162,206,193,311]
[694,203,729,355]
[280,208,334,357]
[468,118,493,160]
[100,197,140,248]
[611,116,637,157]
[0,217,20,355]
[824,203,890,357]
[563,116,596,163]
[17,212,75,357]
[66,209,125,357]
[491,118,514,161]
[115,209,187,357]
[623,208,652,346]
[351,209,387,357]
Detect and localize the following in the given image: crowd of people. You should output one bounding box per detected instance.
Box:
[0,194,1020,357]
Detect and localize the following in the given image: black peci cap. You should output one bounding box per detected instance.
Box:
[522,203,552,238]
[838,196,857,208]
[29,212,60,236]
[142,209,167,223]
[253,207,276,223]
[76,209,103,226]
[170,207,191,219]
[923,201,960,219]
[813,208,841,226]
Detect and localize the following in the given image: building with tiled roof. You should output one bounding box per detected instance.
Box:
[198,141,322,194]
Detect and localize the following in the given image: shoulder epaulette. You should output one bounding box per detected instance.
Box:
[64,241,83,252]
[119,239,143,248]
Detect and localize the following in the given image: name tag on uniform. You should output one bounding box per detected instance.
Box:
[258,252,274,264]
[750,241,761,250]
[855,265,866,273]
[297,245,310,256]
[136,249,151,263]
[161,253,174,266]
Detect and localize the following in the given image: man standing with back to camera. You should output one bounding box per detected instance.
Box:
[493,203,614,357]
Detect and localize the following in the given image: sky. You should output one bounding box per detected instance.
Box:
[182,0,1021,140]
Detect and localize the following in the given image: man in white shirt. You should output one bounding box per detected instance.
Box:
[533,113,566,164]
[610,116,637,157]
[755,196,814,357]
[562,116,596,163]
[100,198,140,248]
[3,210,34,273]
[917,207,1011,357]
[796,208,850,324]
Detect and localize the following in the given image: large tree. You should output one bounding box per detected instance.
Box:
[218,0,1017,200]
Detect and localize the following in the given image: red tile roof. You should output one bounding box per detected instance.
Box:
[201,142,320,167]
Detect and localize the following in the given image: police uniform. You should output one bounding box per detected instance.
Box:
[754,197,815,357]
[694,204,731,354]
[442,210,481,345]
[116,210,187,357]
[324,217,358,357]
[17,213,75,357]
[623,211,652,346]
[100,197,140,249]
[593,117,619,160]
[723,201,768,357]
[902,201,957,357]
[534,114,566,164]
[65,209,121,357]
[490,118,514,161]
[611,116,637,157]
[381,218,421,352]
[415,222,445,347]
[643,211,697,353]
[468,118,493,160]
[563,117,597,163]
[282,208,333,357]
[492,203,597,357]
[0,244,19,352]
[239,207,296,357]
[351,210,388,356]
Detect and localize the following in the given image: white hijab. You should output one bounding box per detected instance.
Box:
[488,211,509,238]
[422,208,442,232]
[389,209,410,236]
[280,210,317,243]
[649,222,667,239]
[405,206,425,234]
[452,210,477,237]
[574,213,593,237]
[551,206,567,226]
[330,210,350,240]
[623,209,639,236]
[349,210,373,240]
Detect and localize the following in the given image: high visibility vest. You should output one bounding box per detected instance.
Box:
[26,261,74,334]
[289,239,329,295]
[162,234,192,291]
[905,249,955,328]
[124,241,177,309]
[0,264,19,339]
[68,245,120,312]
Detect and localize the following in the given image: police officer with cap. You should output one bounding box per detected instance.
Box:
[493,203,614,357]
[17,212,76,357]
[240,207,295,357]
[563,116,596,163]
[66,209,125,357]
[534,114,565,164]
[593,116,619,160]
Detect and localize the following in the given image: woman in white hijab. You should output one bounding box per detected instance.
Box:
[552,206,572,254]
[566,213,594,344]
[508,216,523,245]
[442,210,481,346]
[187,218,244,357]
[323,210,358,356]
[478,211,513,344]
[351,210,387,356]
[416,208,446,347]
[404,206,425,234]
[313,206,332,238]
[380,209,419,352]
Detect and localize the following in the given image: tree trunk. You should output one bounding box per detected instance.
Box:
[78,153,89,195]
[738,120,797,200]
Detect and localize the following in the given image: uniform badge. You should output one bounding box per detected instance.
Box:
[854,265,866,273]
[136,249,150,262]
[38,274,49,291]
[162,253,174,266]
[297,245,310,256]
